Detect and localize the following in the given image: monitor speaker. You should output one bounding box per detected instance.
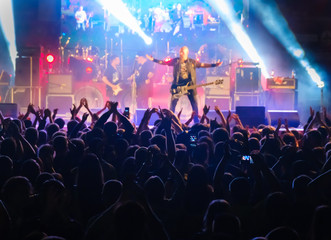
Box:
[0,103,17,118]
[236,106,266,127]
[267,110,300,128]
[48,74,72,94]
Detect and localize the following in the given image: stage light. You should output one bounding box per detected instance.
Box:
[86,67,93,74]
[206,0,270,78]
[293,49,304,58]
[98,0,152,46]
[144,37,153,45]
[300,60,324,88]
[251,0,324,88]
[0,0,16,72]
[86,57,94,62]
[46,54,55,63]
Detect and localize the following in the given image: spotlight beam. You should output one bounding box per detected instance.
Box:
[0,0,17,72]
[251,0,324,88]
[206,0,270,78]
[98,0,152,45]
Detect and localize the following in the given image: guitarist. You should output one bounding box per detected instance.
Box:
[134,52,155,108]
[102,55,124,107]
[146,46,222,122]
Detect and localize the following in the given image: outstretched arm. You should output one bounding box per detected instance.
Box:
[146,54,175,66]
[196,60,223,68]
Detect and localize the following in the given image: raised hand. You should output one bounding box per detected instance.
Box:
[158,106,165,120]
[145,54,154,61]
[214,105,221,115]
[315,111,321,121]
[277,118,282,128]
[232,113,240,121]
[161,108,174,119]
[79,98,85,107]
[151,108,158,114]
[226,110,232,121]
[203,105,210,115]
[83,98,89,109]
[105,101,111,110]
[18,113,24,120]
[110,101,118,112]
[27,104,36,114]
[323,106,327,119]
[177,108,183,119]
[310,106,315,118]
[284,118,289,129]
[70,104,77,117]
[216,60,223,67]
[37,107,44,118]
[142,108,151,120]
[44,108,52,118]
[82,112,89,122]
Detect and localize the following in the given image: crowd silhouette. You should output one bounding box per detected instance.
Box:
[0,98,330,240]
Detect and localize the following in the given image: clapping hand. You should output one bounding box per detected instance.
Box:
[203,105,210,115]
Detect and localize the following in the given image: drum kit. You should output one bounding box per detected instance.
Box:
[65,44,107,82]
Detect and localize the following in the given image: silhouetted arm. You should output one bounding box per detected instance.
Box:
[251,153,281,192]
[94,103,115,129]
[215,106,227,127]
[69,113,89,139]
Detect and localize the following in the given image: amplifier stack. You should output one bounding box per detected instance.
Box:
[204,76,231,110]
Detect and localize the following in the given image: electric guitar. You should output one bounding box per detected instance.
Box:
[112,84,123,96]
[102,76,123,96]
[171,79,223,98]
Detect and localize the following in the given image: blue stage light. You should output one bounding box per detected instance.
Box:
[206,0,270,78]
[251,0,324,88]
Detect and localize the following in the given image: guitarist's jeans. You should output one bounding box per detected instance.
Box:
[170,91,199,123]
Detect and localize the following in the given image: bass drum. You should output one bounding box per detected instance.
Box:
[74,86,104,110]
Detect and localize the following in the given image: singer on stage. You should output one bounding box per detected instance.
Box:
[146,46,222,122]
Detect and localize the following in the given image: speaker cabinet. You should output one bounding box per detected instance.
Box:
[0,103,17,118]
[205,76,230,96]
[234,93,260,107]
[73,81,107,109]
[15,57,40,86]
[13,87,41,112]
[46,94,74,116]
[235,67,261,93]
[236,106,266,128]
[266,89,297,110]
[205,96,232,110]
[267,110,300,128]
[48,74,72,94]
